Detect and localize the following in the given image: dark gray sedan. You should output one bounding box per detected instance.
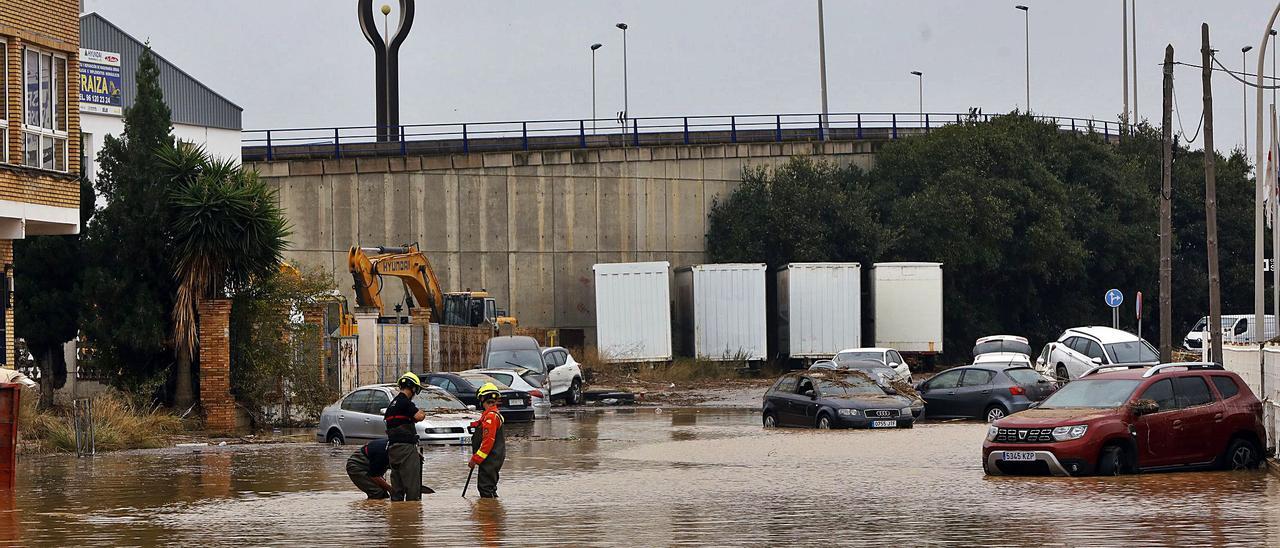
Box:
[762,371,917,429]
[915,365,1058,422]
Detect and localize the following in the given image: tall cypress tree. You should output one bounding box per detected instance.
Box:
[80,46,178,401]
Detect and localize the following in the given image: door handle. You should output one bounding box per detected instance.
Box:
[1172,419,1182,427]
[338,415,344,421]
[1214,413,1224,422]
[981,390,991,394]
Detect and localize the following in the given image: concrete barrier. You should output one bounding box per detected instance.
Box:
[1221,343,1279,452]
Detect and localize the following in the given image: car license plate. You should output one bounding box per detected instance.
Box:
[509,399,524,406]
[1003,451,1036,462]
[871,420,897,428]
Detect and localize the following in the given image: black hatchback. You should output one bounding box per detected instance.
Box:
[423,371,535,422]
[761,371,917,429]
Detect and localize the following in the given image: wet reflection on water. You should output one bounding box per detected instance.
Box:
[4,408,1277,546]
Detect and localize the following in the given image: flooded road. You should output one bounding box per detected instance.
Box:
[4,408,1278,546]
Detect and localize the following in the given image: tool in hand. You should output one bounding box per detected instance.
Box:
[462,467,474,498]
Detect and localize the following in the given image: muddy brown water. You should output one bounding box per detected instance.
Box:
[3,409,1277,546]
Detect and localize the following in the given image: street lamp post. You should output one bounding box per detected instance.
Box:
[1272,29,1278,109]
[818,0,830,139]
[1122,0,1129,128]
[1016,5,1030,112]
[591,43,602,134]
[910,71,923,126]
[616,23,629,120]
[1244,46,1254,148]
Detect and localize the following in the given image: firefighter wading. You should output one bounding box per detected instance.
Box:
[469,383,507,498]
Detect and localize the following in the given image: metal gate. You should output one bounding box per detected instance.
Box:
[376,322,422,382]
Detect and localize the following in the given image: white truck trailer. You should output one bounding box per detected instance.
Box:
[593,261,672,363]
[776,263,862,360]
[870,262,943,356]
[674,264,767,361]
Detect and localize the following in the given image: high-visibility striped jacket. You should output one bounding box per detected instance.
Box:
[469,408,505,466]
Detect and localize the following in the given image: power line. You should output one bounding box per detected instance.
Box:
[1172,60,1280,89]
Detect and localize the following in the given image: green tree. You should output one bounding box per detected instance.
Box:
[14,176,94,409]
[80,46,177,400]
[161,142,291,408]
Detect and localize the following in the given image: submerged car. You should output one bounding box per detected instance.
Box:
[481,336,585,404]
[917,365,1057,422]
[462,367,551,417]
[316,384,478,446]
[983,363,1266,476]
[761,370,916,429]
[423,371,535,422]
[1038,326,1158,380]
[833,347,911,382]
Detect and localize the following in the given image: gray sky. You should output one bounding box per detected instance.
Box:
[84,1,1280,158]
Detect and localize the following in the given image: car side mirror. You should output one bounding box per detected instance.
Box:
[1130,399,1159,416]
[888,362,900,368]
[379,408,387,414]
[803,390,816,399]
[915,382,927,391]
[1091,357,1103,365]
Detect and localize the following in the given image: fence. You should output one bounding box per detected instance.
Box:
[1221,343,1279,451]
[242,111,1126,162]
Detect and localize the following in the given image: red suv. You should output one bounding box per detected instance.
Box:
[983,363,1267,476]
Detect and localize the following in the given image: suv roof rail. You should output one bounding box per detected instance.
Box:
[1079,364,1147,377]
[1141,362,1224,378]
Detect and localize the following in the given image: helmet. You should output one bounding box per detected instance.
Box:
[398,372,423,393]
[476,382,502,402]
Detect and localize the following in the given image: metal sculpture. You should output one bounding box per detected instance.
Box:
[358,0,415,142]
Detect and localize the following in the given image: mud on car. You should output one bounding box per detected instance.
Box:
[762,370,916,429]
[983,363,1267,476]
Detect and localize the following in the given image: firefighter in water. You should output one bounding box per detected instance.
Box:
[469,383,507,498]
[385,372,427,501]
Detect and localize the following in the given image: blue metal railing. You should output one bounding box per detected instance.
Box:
[241,112,1123,162]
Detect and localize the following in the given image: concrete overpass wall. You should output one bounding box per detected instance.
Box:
[249,140,875,336]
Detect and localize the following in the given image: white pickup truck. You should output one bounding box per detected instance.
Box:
[1036,326,1158,380]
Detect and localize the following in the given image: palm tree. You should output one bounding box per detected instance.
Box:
[160,142,290,409]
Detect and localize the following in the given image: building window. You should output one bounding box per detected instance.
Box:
[22,47,68,172]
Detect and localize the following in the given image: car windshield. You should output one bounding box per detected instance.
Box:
[488,349,545,374]
[460,373,503,388]
[1039,379,1141,408]
[412,391,467,412]
[1191,317,1207,331]
[1004,367,1045,385]
[1105,341,1158,363]
[814,375,889,397]
[973,340,1032,357]
[835,352,883,364]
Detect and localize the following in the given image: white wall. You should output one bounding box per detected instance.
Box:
[80,112,241,182]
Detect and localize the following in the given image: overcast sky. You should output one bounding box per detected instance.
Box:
[83,1,1280,158]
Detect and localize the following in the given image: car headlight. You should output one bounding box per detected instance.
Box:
[987,425,999,441]
[900,407,912,416]
[837,408,859,417]
[1051,425,1088,441]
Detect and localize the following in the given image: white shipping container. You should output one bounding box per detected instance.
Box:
[593,262,672,363]
[870,262,943,353]
[674,264,767,361]
[776,263,862,359]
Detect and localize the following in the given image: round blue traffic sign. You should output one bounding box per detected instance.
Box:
[1105,288,1124,308]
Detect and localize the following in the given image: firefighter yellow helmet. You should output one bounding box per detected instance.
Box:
[477,382,502,401]
[398,372,423,392]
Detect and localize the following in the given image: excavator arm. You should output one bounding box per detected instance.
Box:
[347,245,446,321]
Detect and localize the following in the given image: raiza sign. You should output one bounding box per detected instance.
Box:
[79,48,123,116]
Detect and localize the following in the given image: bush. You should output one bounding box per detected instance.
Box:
[21,392,183,453]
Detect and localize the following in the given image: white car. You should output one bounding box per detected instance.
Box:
[463,367,552,418]
[832,347,911,382]
[315,384,478,446]
[973,352,1032,368]
[540,346,585,405]
[972,335,1032,360]
[1037,326,1158,381]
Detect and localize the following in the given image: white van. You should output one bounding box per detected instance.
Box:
[1184,314,1278,349]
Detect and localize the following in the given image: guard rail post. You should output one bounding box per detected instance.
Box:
[892,114,898,139]
[333,128,341,159]
[817,114,824,141]
[399,126,406,156]
[683,117,689,145]
[579,120,586,148]
[857,114,863,139]
[731,116,737,143]
[632,118,639,146]
[775,115,782,142]
[462,124,469,154]
[265,130,273,161]
[522,122,529,151]
[925,113,930,134]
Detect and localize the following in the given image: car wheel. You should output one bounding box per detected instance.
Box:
[325,428,344,445]
[816,414,832,430]
[984,404,1007,423]
[1097,445,1125,476]
[763,412,778,428]
[1222,438,1261,470]
[1056,364,1070,382]
[568,378,583,405]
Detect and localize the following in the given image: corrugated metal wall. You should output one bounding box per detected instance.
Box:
[80,13,242,130]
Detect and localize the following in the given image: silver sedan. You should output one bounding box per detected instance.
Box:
[316,384,479,446]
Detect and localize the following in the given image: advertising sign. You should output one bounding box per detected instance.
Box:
[79,48,123,116]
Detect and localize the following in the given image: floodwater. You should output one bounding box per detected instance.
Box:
[4,409,1278,546]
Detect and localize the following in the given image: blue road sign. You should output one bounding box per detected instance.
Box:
[1105,288,1124,308]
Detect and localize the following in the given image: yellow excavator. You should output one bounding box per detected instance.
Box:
[279,262,358,337]
[347,244,517,330]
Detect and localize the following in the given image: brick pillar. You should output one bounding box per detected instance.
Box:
[301,304,326,382]
[410,308,430,372]
[198,299,235,433]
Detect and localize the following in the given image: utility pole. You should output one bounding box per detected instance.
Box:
[1016,5,1030,112]
[1160,44,1174,363]
[1203,24,1224,364]
[1244,46,1254,148]
[818,0,830,139]
[1122,0,1129,129]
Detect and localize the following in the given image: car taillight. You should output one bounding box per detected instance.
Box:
[529,389,544,398]
[1009,385,1026,396]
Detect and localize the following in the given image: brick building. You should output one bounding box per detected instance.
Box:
[0,1,83,364]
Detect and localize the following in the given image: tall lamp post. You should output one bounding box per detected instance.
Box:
[1244,46,1254,148]
[1015,5,1030,112]
[591,43,602,134]
[616,23,629,120]
[910,71,923,126]
[818,0,830,139]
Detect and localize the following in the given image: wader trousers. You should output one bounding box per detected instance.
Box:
[346,452,389,499]
[387,442,422,501]
[477,455,504,498]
